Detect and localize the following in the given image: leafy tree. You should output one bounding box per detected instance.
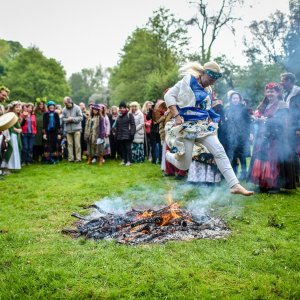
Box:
[146,7,189,62]
[186,0,243,62]
[69,65,108,104]
[213,55,241,100]
[109,8,188,105]
[284,0,300,79]
[243,10,288,64]
[109,28,179,105]
[2,47,70,103]
[0,39,23,77]
[234,62,284,107]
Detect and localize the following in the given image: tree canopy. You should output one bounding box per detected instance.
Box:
[1,44,70,103]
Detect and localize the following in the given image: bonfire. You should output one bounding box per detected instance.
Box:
[62,192,230,244]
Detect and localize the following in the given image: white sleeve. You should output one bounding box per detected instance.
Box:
[164,75,192,108]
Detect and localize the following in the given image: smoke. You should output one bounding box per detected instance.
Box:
[93,182,243,219]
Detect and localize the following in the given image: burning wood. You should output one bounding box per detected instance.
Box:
[63,201,230,244]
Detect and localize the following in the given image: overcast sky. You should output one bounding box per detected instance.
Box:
[1,0,289,77]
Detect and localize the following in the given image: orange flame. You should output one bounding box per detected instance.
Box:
[136,210,153,219]
[160,203,182,226]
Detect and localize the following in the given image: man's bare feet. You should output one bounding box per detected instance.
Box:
[230,183,254,196]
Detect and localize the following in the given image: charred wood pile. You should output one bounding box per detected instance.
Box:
[62,199,230,245]
[63,201,230,244]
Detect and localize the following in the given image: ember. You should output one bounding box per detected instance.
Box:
[62,200,230,244]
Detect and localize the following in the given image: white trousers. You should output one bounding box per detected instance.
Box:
[166,134,239,187]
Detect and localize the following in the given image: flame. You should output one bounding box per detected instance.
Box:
[166,190,173,205]
[160,203,182,226]
[136,210,153,219]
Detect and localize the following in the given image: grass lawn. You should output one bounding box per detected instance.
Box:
[0,160,299,299]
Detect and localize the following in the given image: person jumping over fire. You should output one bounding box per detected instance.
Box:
[164,61,254,196]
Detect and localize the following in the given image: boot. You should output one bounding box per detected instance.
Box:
[98,155,103,166]
[86,156,92,165]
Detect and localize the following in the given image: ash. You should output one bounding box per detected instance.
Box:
[62,202,230,245]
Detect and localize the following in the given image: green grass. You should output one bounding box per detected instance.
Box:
[0,160,299,299]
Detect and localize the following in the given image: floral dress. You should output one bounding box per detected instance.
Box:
[165,75,220,159]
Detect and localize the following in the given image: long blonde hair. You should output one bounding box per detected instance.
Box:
[179,61,204,77]
[141,101,153,114]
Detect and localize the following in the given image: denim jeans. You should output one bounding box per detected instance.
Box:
[21,133,35,163]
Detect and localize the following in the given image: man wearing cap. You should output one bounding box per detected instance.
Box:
[62,96,83,162]
[164,61,254,196]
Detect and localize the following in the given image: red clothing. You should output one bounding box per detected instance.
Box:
[21,114,37,134]
[165,145,186,176]
[144,113,151,134]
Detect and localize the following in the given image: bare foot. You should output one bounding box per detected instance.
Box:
[230,183,254,196]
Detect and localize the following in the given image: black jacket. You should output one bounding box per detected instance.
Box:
[43,111,61,134]
[116,112,136,141]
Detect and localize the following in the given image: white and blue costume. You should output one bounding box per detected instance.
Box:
[164,74,239,188]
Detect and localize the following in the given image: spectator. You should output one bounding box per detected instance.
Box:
[280,72,300,186]
[129,101,145,163]
[84,104,106,166]
[79,102,88,160]
[0,86,10,116]
[43,101,61,164]
[21,103,37,165]
[248,82,296,193]
[62,97,83,162]
[115,101,136,166]
[2,101,22,173]
[224,91,251,180]
[109,106,119,159]
[100,104,111,159]
[142,101,153,159]
[33,101,47,162]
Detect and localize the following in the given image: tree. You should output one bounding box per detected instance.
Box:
[284,0,300,79]
[186,0,243,62]
[0,39,23,77]
[2,47,70,103]
[69,65,108,104]
[146,7,189,62]
[234,62,284,107]
[213,55,241,100]
[243,10,288,64]
[109,28,179,104]
[109,7,188,104]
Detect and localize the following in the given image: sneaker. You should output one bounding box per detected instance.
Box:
[125,162,131,166]
[92,158,97,164]
[119,161,125,165]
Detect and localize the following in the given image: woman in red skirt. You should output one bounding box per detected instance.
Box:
[248,82,296,193]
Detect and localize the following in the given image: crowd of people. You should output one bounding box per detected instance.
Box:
[0,65,299,195]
